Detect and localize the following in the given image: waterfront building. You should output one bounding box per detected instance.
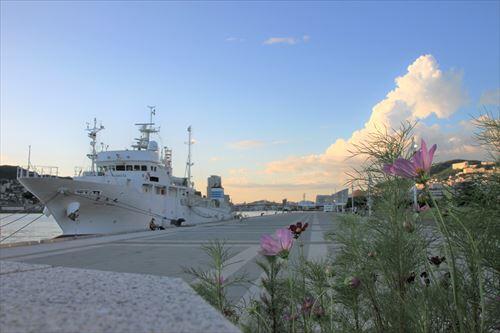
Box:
[207,175,223,199]
[452,161,469,170]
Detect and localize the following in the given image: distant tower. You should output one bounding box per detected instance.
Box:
[185,126,194,188]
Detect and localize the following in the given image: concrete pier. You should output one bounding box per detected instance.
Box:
[0,212,339,332]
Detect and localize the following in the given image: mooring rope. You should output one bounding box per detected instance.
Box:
[0,192,59,229]
[0,213,30,228]
[0,214,44,243]
[0,213,17,220]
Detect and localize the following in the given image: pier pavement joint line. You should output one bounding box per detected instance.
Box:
[190,245,260,285]
[307,213,328,261]
[0,244,112,261]
[0,264,53,276]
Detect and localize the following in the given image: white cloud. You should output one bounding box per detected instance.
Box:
[479,88,500,105]
[263,35,311,46]
[226,37,245,43]
[228,139,288,150]
[263,54,483,188]
[263,37,298,45]
[229,140,266,150]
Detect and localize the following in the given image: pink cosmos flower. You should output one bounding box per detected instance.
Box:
[384,139,437,182]
[260,228,293,257]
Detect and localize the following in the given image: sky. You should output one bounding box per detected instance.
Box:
[1,1,499,203]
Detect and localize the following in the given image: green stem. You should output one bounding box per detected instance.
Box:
[270,259,278,333]
[448,210,486,333]
[287,261,296,333]
[330,293,334,332]
[428,193,465,333]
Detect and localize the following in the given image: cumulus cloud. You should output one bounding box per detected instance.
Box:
[263,54,482,187]
[479,88,500,105]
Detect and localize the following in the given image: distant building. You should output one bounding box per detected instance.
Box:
[210,188,225,201]
[315,194,333,206]
[314,188,349,212]
[298,200,315,209]
[332,188,349,205]
[464,167,486,174]
[452,161,469,170]
[207,175,223,200]
[428,183,445,199]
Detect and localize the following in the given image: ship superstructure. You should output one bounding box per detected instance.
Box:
[17,108,233,236]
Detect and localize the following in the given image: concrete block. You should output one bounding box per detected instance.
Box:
[0,261,240,333]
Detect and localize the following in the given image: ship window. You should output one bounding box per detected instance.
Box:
[150,176,159,182]
[150,166,154,171]
[142,184,150,193]
[134,165,140,171]
[116,165,125,171]
[141,165,147,171]
[155,186,166,195]
[111,166,116,171]
[126,165,133,171]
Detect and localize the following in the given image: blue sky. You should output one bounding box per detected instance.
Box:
[1,1,499,202]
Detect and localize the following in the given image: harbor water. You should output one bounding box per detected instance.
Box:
[0,213,62,245]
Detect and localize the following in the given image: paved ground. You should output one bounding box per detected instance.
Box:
[0,261,241,333]
[0,212,340,303]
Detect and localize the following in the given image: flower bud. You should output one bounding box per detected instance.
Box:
[403,221,414,233]
[344,276,361,289]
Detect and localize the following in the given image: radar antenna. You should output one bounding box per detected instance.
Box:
[86,118,105,174]
[133,106,159,150]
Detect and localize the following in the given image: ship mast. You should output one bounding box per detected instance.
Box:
[86,118,104,174]
[185,126,194,188]
[133,106,158,150]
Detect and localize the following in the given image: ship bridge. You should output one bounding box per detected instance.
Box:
[97,149,160,164]
[95,148,161,173]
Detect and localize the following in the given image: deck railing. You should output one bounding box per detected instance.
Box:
[17,166,59,179]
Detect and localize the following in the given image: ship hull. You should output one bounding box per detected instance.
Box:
[19,177,233,236]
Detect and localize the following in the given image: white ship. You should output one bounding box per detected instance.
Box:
[17,108,234,236]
